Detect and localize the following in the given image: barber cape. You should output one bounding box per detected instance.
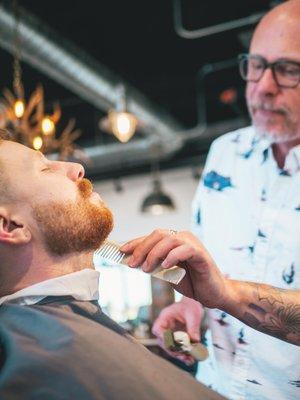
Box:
[0,271,224,400]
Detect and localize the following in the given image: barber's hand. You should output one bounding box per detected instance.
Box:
[152,297,205,364]
[120,229,229,309]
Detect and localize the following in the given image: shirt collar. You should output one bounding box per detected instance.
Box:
[283,144,300,175]
[238,128,300,175]
[235,128,270,160]
[0,269,100,306]
[260,142,300,176]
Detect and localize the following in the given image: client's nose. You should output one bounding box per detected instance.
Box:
[66,162,85,181]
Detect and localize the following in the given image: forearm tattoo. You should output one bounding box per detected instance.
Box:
[241,283,300,345]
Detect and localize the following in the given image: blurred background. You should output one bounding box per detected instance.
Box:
[0,0,283,366]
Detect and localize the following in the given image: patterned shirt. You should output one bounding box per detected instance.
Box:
[192,126,300,400]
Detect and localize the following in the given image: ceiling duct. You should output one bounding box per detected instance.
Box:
[0,3,184,172]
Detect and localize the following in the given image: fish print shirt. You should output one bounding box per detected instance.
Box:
[192,126,300,400]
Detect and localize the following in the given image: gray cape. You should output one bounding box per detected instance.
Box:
[0,296,225,400]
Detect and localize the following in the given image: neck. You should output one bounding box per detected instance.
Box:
[0,244,95,297]
[272,138,300,169]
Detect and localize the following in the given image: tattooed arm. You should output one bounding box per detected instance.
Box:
[121,230,300,345]
[223,281,300,346]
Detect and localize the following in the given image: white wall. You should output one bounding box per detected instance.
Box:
[93,166,201,321]
[94,166,200,242]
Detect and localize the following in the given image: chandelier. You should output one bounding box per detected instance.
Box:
[0,1,81,160]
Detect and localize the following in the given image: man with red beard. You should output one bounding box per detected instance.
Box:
[145,1,300,400]
[0,133,223,400]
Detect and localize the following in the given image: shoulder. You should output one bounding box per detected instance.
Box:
[203,126,255,168]
[209,126,255,154]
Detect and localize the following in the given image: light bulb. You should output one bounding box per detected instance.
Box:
[109,111,137,143]
[41,117,55,135]
[149,204,165,216]
[33,136,43,150]
[116,113,131,135]
[14,99,25,118]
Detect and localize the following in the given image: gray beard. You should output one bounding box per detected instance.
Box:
[253,124,300,144]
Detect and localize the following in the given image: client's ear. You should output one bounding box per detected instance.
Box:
[0,209,32,245]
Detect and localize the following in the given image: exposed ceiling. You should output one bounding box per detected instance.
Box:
[0,0,281,179]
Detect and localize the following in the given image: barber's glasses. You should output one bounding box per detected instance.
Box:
[238,53,300,88]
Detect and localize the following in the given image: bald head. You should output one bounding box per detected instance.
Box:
[262,0,300,21]
[251,0,300,55]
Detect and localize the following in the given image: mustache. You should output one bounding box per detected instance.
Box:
[250,102,289,115]
[78,178,94,198]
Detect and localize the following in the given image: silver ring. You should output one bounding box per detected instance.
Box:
[169,229,178,235]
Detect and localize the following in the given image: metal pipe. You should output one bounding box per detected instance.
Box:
[0,3,183,159]
[173,0,264,39]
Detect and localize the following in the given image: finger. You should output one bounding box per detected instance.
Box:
[152,313,177,339]
[152,323,166,340]
[185,310,201,342]
[185,299,205,342]
[142,235,181,272]
[128,229,171,268]
[161,244,196,269]
[119,237,145,253]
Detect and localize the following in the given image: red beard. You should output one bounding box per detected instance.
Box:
[33,179,113,255]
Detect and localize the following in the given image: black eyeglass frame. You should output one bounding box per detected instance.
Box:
[238,53,300,89]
